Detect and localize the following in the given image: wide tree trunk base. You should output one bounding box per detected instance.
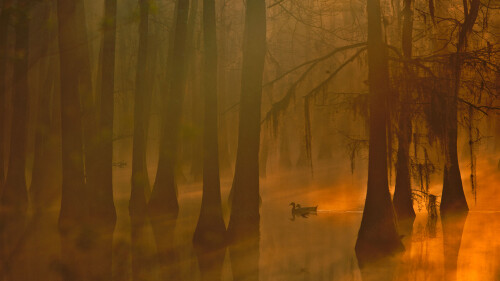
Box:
[440,165,468,215]
[194,243,226,281]
[193,217,227,249]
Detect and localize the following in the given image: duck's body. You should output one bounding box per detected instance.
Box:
[296,204,318,213]
[290,202,318,218]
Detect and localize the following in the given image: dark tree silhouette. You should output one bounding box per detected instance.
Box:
[30,1,61,213]
[193,0,226,247]
[0,3,30,279]
[393,0,416,220]
[57,0,89,279]
[77,0,99,195]
[355,0,403,261]
[148,0,190,219]
[0,0,11,188]
[91,0,117,227]
[440,0,480,214]
[130,1,152,279]
[226,0,267,240]
[85,1,118,280]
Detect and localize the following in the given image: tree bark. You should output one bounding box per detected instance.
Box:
[0,2,30,277]
[30,1,61,213]
[90,0,117,227]
[393,0,415,220]
[57,0,89,279]
[130,0,151,218]
[193,0,226,248]
[148,0,190,218]
[130,2,152,279]
[226,0,266,240]
[75,0,98,196]
[440,0,480,214]
[0,0,12,188]
[355,0,403,262]
[85,2,118,280]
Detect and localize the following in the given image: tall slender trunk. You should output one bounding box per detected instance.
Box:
[440,0,480,214]
[193,0,226,247]
[355,0,403,262]
[0,0,11,188]
[0,0,31,262]
[217,4,232,175]
[130,0,151,217]
[148,0,190,218]
[84,2,118,280]
[393,0,415,220]
[57,0,89,279]
[129,2,151,278]
[186,0,203,182]
[90,0,117,226]
[226,0,266,240]
[30,1,61,212]
[75,0,97,194]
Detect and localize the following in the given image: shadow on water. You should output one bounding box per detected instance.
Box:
[130,214,157,281]
[1,209,60,281]
[26,210,60,281]
[356,217,414,281]
[394,217,415,281]
[194,244,227,281]
[441,211,468,281]
[357,254,401,281]
[58,226,115,281]
[229,233,260,281]
[150,214,179,280]
[88,224,115,281]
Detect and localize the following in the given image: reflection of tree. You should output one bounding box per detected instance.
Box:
[441,212,468,281]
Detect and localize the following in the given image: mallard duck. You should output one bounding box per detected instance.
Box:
[289,202,318,217]
[295,204,318,213]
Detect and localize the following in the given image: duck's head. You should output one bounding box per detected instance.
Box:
[289,202,296,207]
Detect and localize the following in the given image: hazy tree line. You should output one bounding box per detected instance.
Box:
[0,0,498,279]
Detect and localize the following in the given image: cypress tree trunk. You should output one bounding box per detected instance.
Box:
[186,0,203,182]
[226,0,266,240]
[30,2,60,212]
[1,1,30,262]
[0,0,11,188]
[130,1,151,279]
[86,1,118,280]
[75,0,98,195]
[217,6,232,175]
[130,0,151,218]
[91,0,117,227]
[57,0,89,279]
[148,0,190,218]
[440,0,480,214]
[393,0,415,220]
[355,0,403,262]
[193,0,226,247]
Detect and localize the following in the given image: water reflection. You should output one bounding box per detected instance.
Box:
[358,255,400,281]
[194,244,226,281]
[130,214,157,281]
[150,215,179,279]
[230,233,259,281]
[441,212,467,281]
[3,185,500,280]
